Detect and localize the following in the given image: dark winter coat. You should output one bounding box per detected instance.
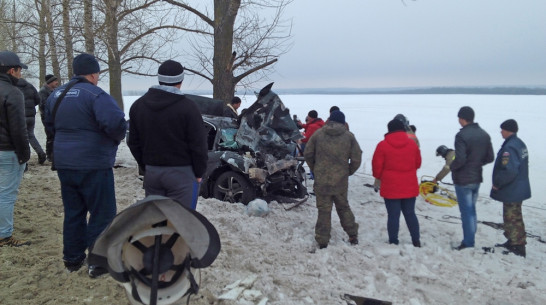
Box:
[372,130,421,199]
[223,104,238,119]
[44,76,127,170]
[16,78,41,118]
[128,86,208,178]
[300,118,324,143]
[304,121,362,194]
[490,134,531,202]
[0,73,30,163]
[450,123,494,185]
[38,84,53,119]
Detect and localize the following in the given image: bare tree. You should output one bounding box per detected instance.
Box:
[83,0,94,53]
[159,0,293,103]
[89,0,187,108]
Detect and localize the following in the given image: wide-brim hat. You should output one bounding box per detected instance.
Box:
[89,196,221,304]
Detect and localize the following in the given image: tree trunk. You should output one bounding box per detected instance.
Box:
[62,0,74,78]
[37,0,47,84]
[212,0,240,104]
[47,0,61,81]
[104,0,123,110]
[83,0,94,53]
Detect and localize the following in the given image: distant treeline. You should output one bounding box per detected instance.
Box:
[124,86,546,96]
[272,87,546,95]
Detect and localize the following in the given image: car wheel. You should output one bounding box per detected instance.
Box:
[213,171,256,204]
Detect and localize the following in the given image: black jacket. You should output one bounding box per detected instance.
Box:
[16,78,40,117]
[128,86,208,178]
[38,84,53,119]
[0,73,30,163]
[450,122,494,185]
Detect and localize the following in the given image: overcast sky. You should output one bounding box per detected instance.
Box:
[124,1,546,91]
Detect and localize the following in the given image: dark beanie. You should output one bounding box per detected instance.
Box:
[500,119,518,133]
[457,106,474,122]
[45,74,58,84]
[388,119,406,133]
[73,53,100,76]
[158,60,184,85]
[308,110,318,119]
[329,110,345,124]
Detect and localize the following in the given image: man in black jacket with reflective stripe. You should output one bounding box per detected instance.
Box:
[128,60,208,210]
[450,106,494,250]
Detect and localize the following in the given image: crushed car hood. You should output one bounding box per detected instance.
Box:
[236,83,303,158]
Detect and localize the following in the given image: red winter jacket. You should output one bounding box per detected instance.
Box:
[301,118,325,143]
[372,131,421,199]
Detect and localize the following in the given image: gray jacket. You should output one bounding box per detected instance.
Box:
[450,122,494,185]
[0,73,30,163]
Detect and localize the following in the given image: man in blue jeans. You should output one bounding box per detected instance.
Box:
[0,51,31,247]
[44,53,126,276]
[450,106,494,250]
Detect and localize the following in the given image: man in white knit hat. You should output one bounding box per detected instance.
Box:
[128,60,208,210]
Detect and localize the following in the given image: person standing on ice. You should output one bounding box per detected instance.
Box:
[490,119,530,258]
[450,106,494,251]
[304,110,361,249]
[372,119,421,247]
[128,59,208,210]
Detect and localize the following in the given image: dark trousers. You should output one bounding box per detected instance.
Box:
[40,117,54,159]
[384,197,420,244]
[143,165,200,210]
[57,169,117,262]
[26,117,45,156]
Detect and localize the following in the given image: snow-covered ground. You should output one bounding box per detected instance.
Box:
[117,93,546,305]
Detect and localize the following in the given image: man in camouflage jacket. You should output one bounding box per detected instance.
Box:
[304,110,362,249]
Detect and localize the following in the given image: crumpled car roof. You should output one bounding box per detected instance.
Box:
[236,83,303,158]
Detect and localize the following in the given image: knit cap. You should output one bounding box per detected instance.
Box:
[500,119,518,133]
[158,60,184,85]
[73,53,100,75]
[329,110,345,124]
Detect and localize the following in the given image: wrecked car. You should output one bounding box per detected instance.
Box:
[194,83,308,204]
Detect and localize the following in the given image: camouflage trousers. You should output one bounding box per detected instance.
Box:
[503,201,526,245]
[314,189,358,246]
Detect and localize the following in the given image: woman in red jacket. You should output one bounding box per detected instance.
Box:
[372,119,422,247]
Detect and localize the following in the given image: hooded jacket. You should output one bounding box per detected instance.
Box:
[450,122,494,185]
[128,86,208,178]
[304,121,362,194]
[490,134,531,202]
[44,76,126,169]
[300,118,324,143]
[372,130,421,199]
[0,73,30,163]
[16,78,41,118]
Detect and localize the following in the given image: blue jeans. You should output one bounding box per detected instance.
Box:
[0,151,26,238]
[455,183,480,247]
[384,197,420,244]
[57,169,117,262]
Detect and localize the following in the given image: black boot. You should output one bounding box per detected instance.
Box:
[38,153,47,165]
[495,240,511,248]
[413,240,421,248]
[502,245,526,258]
